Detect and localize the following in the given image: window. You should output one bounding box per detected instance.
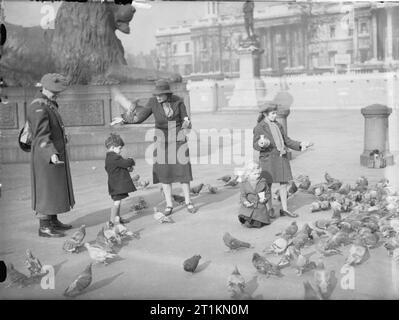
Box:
[173,65,179,73]
[275,33,282,45]
[311,53,319,68]
[329,51,337,66]
[359,49,369,62]
[330,25,336,38]
[173,44,177,54]
[184,64,192,75]
[360,22,368,34]
[348,28,353,37]
[185,43,190,53]
[346,50,353,62]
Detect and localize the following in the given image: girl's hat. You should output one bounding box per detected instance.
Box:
[259,102,278,114]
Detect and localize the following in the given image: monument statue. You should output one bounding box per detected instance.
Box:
[243,0,255,40]
[0,2,181,86]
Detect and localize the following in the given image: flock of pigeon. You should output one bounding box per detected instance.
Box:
[3,174,239,298]
[225,173,399,299]
[4,171,399,299]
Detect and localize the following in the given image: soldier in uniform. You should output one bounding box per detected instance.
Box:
[27,73,75,237]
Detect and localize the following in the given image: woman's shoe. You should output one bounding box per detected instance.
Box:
[186,203,197,214]
[164,207,174,216]
[279,209,298,218]
[118,217,129,224]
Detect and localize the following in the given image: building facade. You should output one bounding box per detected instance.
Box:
[155,2,399,78]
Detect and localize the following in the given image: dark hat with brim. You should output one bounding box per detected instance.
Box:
[259,102,278,114]
[40,73,68,93]
[153,79,172,96]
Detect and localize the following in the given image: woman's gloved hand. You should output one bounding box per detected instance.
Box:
[243,200,254,208]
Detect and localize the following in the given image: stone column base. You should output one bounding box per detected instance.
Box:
[227,78,267,110]
[360,152,394,167]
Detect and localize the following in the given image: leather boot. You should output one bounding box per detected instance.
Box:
[50,215,72,230]
[39,219,65,238]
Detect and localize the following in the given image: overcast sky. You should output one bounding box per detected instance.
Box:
[3,1,207,55]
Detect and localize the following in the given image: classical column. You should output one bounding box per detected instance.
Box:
[372,12,378,60]
[386,7,393,62]
[353,18,359,63]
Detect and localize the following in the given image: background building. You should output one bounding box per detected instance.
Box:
[155,2,399,79]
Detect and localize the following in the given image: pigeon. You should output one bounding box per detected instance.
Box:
[383,237,399,256]
[6,263,29,287]
[361,231,380,249]
[103,221,122,245]
[292,232,312,250]
[63,238,84,253]
[131,197,148,211]
[172,194,186,205]
[227,266,246,296]
[84,243,117,265]
[137,180,150,189]
[311,201,322,212]
[354,176,368,192]
[325,173,342,191]
[190,183,204,195]
[276,221,298,239]
[131,173,140,182]
[94,227,114,253]
[345,238,370,266]
[338,184,351,195]
[264,237,289,255]
[24,249,43,276]
[183,255,201,273]
[63,263,93,298]
[252,253,282,277]
[153,207,173,223]
[71,225,86,243]
[218,175,232,183]
[313,259,337,300]
[292,250,317,276]
[114,216,134,238]
[206,184,218,194]
[303,280,321,300]
[223,232,251,250]
[224,177,239,187]
[297,175,311,190]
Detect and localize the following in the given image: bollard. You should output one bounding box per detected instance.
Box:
[360,104,394,167]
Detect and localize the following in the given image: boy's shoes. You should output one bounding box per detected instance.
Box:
[269,208,276,218]
[39,227,65,238]
[50,216,72,230]
[118,217,129,224]
[279,209,298,218]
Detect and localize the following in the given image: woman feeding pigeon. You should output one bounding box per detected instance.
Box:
[111,80,196,216]
[253,103,313,218]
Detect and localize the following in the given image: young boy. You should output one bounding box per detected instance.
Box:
[105,133,136,224]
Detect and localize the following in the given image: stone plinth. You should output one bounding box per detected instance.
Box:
[360,104,394,167]
[227,42,267,110]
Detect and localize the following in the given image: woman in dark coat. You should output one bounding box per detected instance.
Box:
[253,104,312,218]
[27,73,75,238]
[112,80,196,215]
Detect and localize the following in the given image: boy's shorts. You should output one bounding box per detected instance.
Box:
[111,193,129,201]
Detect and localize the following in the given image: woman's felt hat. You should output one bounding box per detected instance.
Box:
[153,79,173,96]
[40,73,68,93]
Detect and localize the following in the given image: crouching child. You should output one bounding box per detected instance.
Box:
[237,163,272,228]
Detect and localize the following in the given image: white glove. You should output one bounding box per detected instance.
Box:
[258,192,267,203]
[258,135,270,148]
[110,117,124,126]
[300,141,313,151]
